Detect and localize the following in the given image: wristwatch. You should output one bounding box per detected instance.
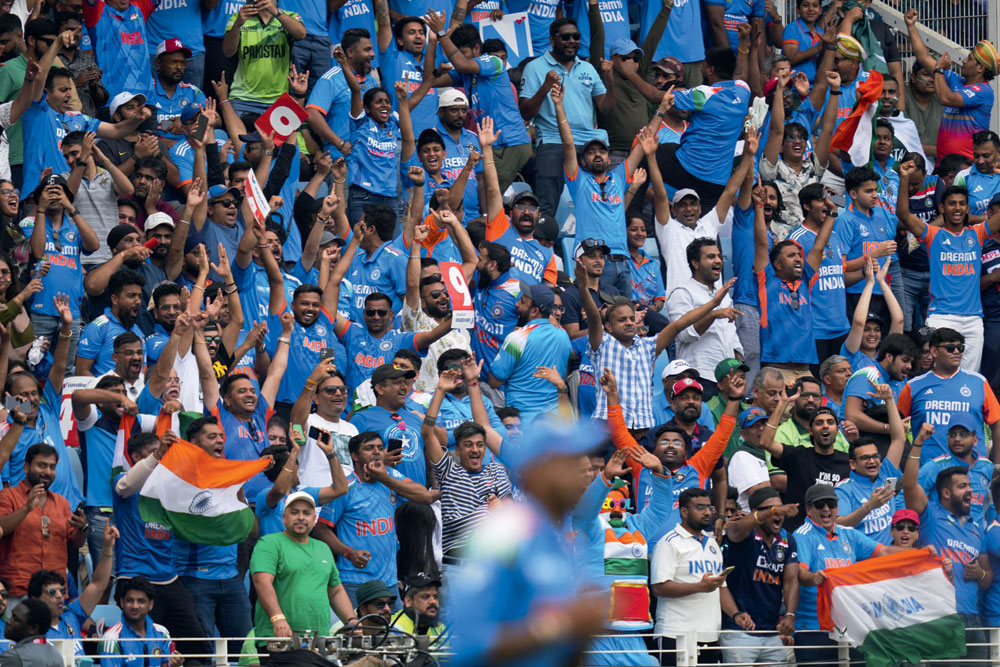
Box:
[437,29,448,39]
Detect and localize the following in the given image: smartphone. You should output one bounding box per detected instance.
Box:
[291,424,304,442]
[387,438,403,453]
[196,113,209,139]
[719,566,736,578]
[885,477,898,491]
[3,395,29,413]
[320,347,337,362]
[143,238,159,250]
[829,193,847,208]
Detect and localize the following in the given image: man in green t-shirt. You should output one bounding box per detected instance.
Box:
[222,0,305,114]
[249,490,358,649]
[0,14,31,188]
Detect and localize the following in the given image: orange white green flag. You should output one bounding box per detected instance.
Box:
[817,548,966,666]
[139,437,270,545]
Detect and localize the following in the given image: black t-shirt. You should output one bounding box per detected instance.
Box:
[773,445,850,531]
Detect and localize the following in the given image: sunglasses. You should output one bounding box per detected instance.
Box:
[247,420,262,442]
[580,238,607,252]
[557,32,581,41]
[44,586,66,597]
[788,287,800,311]
[893,522,919,532]
[427,289,447,299]
[514,202,539,213]
[365,308,389,317]
[603,498,630,511]
[811,499,837,509]
[214,199,238,208]
[204,335,222,344]
[370,598,394,609]
[41,515,50,539]
[940,344,965,353]
[320,385,348,395]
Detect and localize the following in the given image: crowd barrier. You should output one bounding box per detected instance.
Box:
[40,627,1000,666]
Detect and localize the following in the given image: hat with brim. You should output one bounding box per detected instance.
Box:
[355,580,397,607]
[372,363,417,385]
[804,483,838,505]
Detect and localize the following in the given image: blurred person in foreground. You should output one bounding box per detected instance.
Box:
[446,420,608,667]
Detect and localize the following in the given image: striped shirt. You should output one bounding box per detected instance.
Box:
[432,452,512,553]
[589,334,657,428]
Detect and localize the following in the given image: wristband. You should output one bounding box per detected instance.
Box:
[220,99,231,105]
[282,467,295,474]
[326,452,337,460]
[270,614,286,623]
[278,336,291,344]
[824,43,837,51]
[830,89,842,95]
[344,548,353,558]
[784,612,795,617]
[179,219,191,225]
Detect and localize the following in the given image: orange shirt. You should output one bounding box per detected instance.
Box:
[0,481,75,595]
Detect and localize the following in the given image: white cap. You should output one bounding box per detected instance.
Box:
[144,211,175,232]
[671,188,700,205]
[285,491,316,509]
[438,87,469,109]
[662,359,699,380]
[109,91,146,118]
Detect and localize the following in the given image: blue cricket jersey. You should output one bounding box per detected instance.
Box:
[837,203,898,296]
[306,67,377,159]
[834,461,903,545]
[265,308,346,405]
[756,261,818,364]
[82,0,155,98]
[918,501,984,614]
[674,80,750,186]
[345,240,408,321]
[919,222,989,317]
[564,161,630,256]
[490,318,571,420]
[918,453,993,524]
[446,55,529,148]
[787,224,849,339]
[349,405,426,486]
[112,471,175,581]
[77,307,147,375]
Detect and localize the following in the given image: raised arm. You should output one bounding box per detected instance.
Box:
[877,258,904,335]
[812,70,842,169]
[807,18,839,111]
[759,388,797,460]
[424,11,481,75]
[573,261,604,353]
[332,46,363,117]
[477,117,504,221]
[896,161,929,238]
[715,131,758,222]
[48,294,74,395]
[550,83,578,178]
[192,313,221,407]
[762,72,788,166]
[843,256,877,354]
[259,312,294,406]
[463,355,504,454]
[146,314,190,400]
[422,371,458,465]
[657,278,737,355]
[805,194,837,271]
[393,81,415,162]
[903,10,937,74]
[751,179,770,272]
[902,423,934,515]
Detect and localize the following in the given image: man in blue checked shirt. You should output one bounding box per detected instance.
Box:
[76,269,146,376]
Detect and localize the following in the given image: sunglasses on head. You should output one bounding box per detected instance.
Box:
[940,343,965,353]
[365,308,389,317]
[893,522,919,532]
[557,31,581,41]
[811,499,837,510]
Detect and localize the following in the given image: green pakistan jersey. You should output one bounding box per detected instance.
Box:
[226,10,303,103]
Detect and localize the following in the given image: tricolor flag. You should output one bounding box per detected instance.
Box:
[830,71,884,168]
[817,548,966,667]
[111,412,176,479]
[139,437,270,545]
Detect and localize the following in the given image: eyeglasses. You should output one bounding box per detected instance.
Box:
[365,308,389,317]
[370,598,395,609]
[940,344,965,353]
[893,522,919,532]
[855,453,881,462]
[603,498,630,511]
[514,202,539,213]
[811,499,837,509]
[1,188,17,196]
[44,586,66,597]
[0,590,7,599]
[557,32,581,41]
[551,304,565,313]
[0,269,10,277]
[798,392,821,399]
[247,420,262,442]
[214,199,238,208]
[320,385,348,395]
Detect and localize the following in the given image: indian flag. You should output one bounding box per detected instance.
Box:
[139,437,270,546]
[817,548,966,667]
[111,412,176,479]
[830,71,883,168]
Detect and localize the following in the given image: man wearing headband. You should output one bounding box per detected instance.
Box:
[906,9,996,160]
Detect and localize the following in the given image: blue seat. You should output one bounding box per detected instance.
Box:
[642,237,660,262]
[561,236,576,275]
[91,604,121,633]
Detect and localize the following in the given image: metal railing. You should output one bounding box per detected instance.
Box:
[38,628,1000,666]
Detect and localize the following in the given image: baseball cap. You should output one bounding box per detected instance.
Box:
[714,358,750,382]
[534,215,560,243]
[31,173,73,203]
[503,188,540,208]
[238,130,264,143]
[184,232,205,254]
[651,56,683,79]
[609,38,642,58]
[574,238,611,259]
[892,508,920,527]
[355,580,396,607]
[285,490,316,509]
[156,38,192,58]
[180,105,202,124]
[671,378,703,398]
[208,184,241,202]
[109,91,146,118]
[372,363,417,385]
[320,230,346,247]
[517,281,555,316]
[661,359,698,380]
[107,224,139,250]
[504,418,608,473]
[947,413,979,435]
[404,572,442,595]
[865,311,884,325]
[437,87,469,109]
[804,483,838,505]
[581,138,609,154]
[144,211,175,232]
[738,407,769,429]
[672,188,700,205]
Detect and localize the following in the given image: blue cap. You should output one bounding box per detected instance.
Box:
[180,105,202,124]
[517,280,555,316]
[504,418,607,472]
[184,231,205,254]
[609,38,643,58]
[739,407,769,429]
[948,413,979,435]
[208,184,241,202]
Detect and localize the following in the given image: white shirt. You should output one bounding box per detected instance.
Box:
[666,280,742,381]
[655,209,722,298]
[399,302,471,394]
[298,414,359,486]
[728,449,771,512]
[650,524,724,640]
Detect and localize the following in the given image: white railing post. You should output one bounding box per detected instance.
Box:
[838,640,851,665]
[674,631,698,666]
[214,637,229,665]
[52,638,75,667]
